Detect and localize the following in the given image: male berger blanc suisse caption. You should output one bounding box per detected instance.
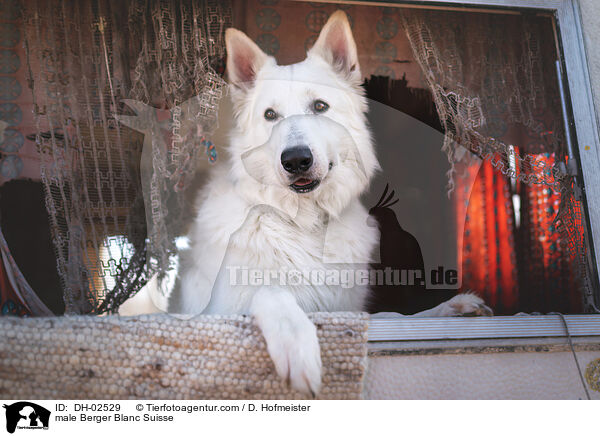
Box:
[170,11,491,396]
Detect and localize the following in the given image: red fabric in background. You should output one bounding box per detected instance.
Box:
[459,153,583,314]
[458,159,518,314]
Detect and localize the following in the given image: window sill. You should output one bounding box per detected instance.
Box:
[368,314,600,341]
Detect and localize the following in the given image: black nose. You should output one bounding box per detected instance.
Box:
[281,146,313,174]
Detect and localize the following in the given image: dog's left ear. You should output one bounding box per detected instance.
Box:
[308,10,360,82]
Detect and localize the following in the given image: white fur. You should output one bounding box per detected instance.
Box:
[171,11,490,396]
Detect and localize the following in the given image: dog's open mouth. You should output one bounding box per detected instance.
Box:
[290,178,320,193]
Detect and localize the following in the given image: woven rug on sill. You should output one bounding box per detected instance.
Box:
[0,312,369,400]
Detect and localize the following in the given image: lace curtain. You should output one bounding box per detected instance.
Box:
[400,9,590,312]
[23,0,231,314]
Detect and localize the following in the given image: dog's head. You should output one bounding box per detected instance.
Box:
[225,11,379,218]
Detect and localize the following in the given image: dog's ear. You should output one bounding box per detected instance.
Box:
[226,28,272,89]
[308,10,360,81]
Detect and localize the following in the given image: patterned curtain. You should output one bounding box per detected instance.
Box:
[20,0,231,314]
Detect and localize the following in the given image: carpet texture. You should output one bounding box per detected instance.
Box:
[0,312,369,400]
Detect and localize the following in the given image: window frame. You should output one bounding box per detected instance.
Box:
[296,0,600,339]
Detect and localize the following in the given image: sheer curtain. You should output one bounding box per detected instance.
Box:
[401,9,586,313]
[22,0,231,314]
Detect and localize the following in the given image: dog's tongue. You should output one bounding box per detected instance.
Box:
[293,178,312,186]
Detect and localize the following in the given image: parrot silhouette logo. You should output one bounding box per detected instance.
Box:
[367,183,460,314]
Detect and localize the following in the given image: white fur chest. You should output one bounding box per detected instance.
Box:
[199,192,377,315]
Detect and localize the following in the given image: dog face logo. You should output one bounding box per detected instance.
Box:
[2,402,50,434]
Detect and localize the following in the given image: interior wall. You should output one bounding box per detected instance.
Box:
[0,0,39,183]
[231,0,425,87]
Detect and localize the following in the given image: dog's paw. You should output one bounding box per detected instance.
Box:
[265,317,322,397]
[251,289,322,396]
[443,293,493,317]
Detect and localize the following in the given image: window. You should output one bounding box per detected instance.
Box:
[10,0,600,330]
[280,0,600,341]
[260,0,600,339]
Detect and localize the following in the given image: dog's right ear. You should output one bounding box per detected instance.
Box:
[308,10,360,83]
[226,28,272,90]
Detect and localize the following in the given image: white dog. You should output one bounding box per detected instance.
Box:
[171,11,490,396]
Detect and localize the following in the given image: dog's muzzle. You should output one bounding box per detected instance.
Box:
[281,146,313,174]
[281,146,321,194]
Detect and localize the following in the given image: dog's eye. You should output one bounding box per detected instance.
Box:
[313,100,329,113]
[264,108,277,121]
